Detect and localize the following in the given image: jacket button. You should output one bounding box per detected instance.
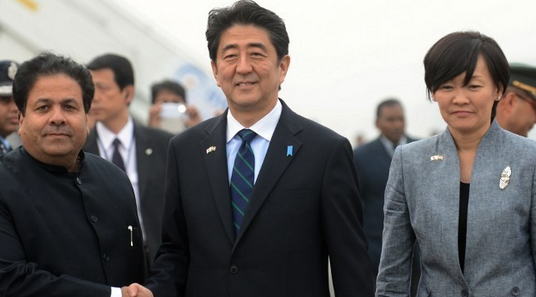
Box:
[461,289,468,297]
[76,177,82,185]
[90,215,98,223]
[102,254,110,262]
[229,265,239,274]
[511,287,520,296]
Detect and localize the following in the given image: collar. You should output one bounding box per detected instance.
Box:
[0,135,9,149]
[96,117,134,150]
[226,99,282,143]
[21,147,85,175]
[380,135,407,147]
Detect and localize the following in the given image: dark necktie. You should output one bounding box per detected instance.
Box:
[230,129,257,237]
[112,138,126,171]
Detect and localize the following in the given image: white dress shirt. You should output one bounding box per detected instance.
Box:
[226,100,282,183]
[95,118,143,232]
[380,134,408,157]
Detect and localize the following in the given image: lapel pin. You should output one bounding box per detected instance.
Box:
[206,146,217,154]
[430,154,444,161]
[145,148,153,156]
[499,166,511,190]
[287,145,293,157]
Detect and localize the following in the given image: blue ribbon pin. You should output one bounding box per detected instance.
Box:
[287,145,293,157]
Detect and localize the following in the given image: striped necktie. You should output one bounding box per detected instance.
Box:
[230,129,257,238]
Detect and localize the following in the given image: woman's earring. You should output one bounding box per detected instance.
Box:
[496,96,502,102]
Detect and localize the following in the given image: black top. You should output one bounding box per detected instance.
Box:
[459,182,470,273]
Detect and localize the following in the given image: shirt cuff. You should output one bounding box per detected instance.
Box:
[111,287,122,297]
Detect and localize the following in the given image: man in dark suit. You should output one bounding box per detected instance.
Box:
[0,52,145,296]
[126,1,373,296]
[83,54,173,264]
[353,98,419,293]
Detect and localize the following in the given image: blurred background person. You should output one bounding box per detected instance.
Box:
[495,63,536,137]
[353,98,419,295]
[0,60,19,155]
[148,79,202,134]
[377,31,536,296]
[84,53,173,266]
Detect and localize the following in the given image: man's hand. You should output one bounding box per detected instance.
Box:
[148,102,162,128]
[121,283,154,297]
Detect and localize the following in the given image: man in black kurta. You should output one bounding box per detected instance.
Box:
[0,52,146,296]
[0,148,146,295]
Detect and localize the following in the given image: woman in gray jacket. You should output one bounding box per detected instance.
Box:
[376,31,536,297]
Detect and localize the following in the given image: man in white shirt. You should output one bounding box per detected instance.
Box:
[84,54,173,268]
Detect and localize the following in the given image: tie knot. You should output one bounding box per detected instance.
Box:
[238,129,256,143]
[113,138,122,149]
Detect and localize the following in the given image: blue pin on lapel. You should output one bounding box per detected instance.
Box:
[287,145,293,157]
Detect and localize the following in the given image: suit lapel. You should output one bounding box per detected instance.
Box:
[200,114,235,243]
[371,138,392,161]
[134,123,151,204]
[432,128,463,271]
[235,102,303,244]
[85,128,100,155]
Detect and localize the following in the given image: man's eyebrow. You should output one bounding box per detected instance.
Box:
[222,42,268,53]
[247,42,267,52]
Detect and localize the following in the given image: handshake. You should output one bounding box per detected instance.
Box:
[121,284,153,297]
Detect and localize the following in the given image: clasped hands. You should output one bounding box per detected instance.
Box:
[121,283,153,297]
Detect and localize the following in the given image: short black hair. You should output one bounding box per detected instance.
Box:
[150,80,186,104]
[424,31,510,120]
[87,53,134,89]
[13,52,94,115]
[376,98,402,120]
[206,0,289,62]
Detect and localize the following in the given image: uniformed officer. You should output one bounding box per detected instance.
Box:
[0,60,19,155]
[495,63,536,136]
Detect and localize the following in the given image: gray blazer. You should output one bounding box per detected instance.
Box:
[376,121,536,297]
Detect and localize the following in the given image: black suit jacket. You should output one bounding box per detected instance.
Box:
[84,121,173,262]
[146,100,374,297]
[353,136,417,274]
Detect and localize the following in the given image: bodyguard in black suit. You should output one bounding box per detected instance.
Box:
[0,53,145,296]
[127,1,373,297]
[353,99,418,294]
[84,54,173,264]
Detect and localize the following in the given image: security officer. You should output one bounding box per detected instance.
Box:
[495,63,536,137]
[0,60,19,155]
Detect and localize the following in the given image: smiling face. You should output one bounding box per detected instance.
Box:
[18,74,88,169]
[211,24,290,126]
[433,55,501,138]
